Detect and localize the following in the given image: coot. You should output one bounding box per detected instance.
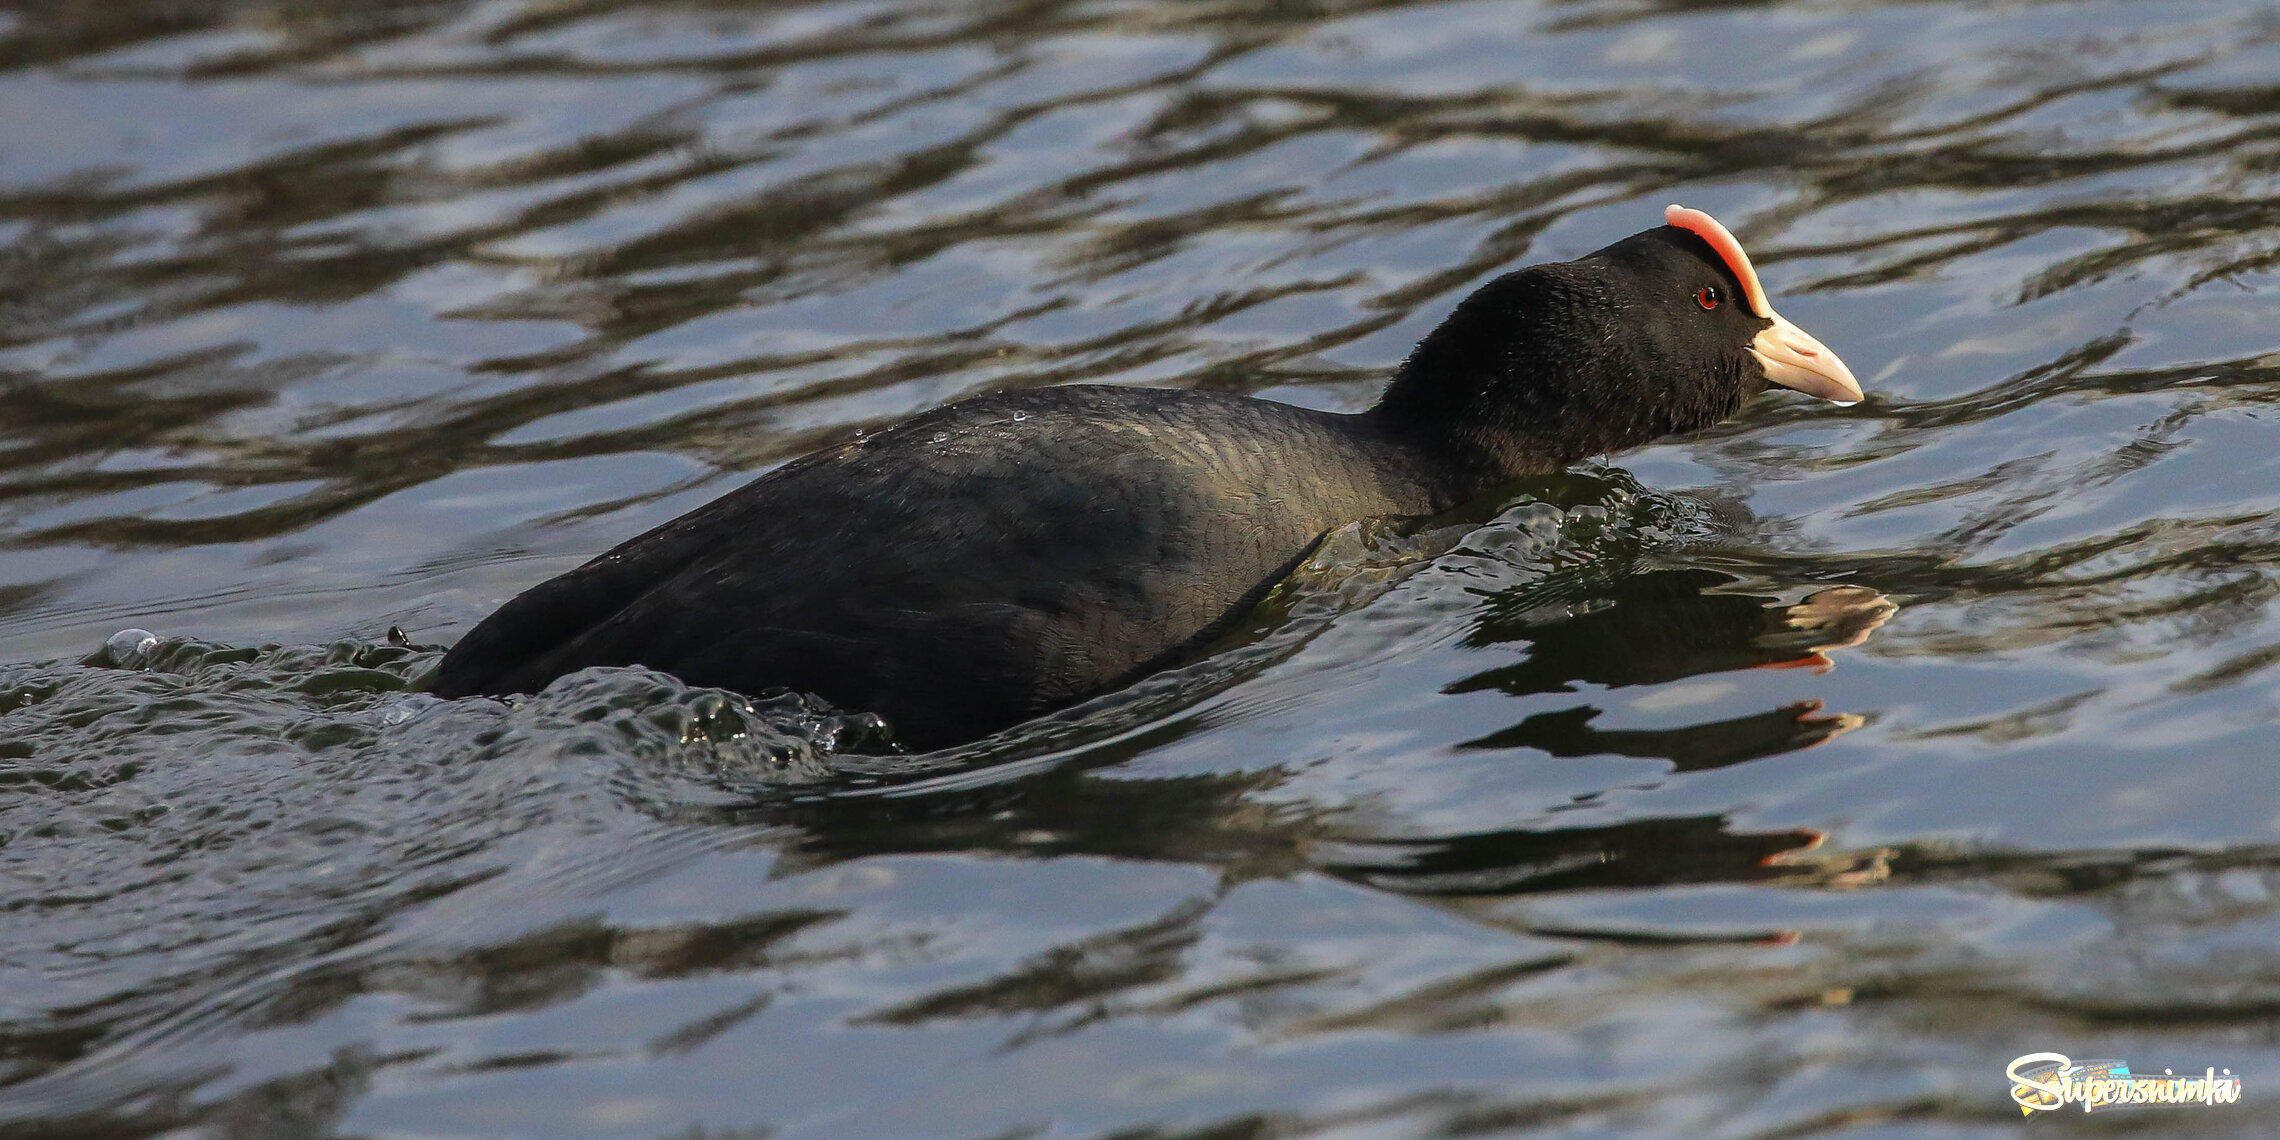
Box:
[433,206,1862,749]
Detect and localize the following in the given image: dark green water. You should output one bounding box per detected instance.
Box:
[4,1,2280,1136]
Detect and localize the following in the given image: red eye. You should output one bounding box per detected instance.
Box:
[1696,286,1721,310]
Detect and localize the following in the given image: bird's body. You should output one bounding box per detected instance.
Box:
[437,386,1483,747]
[433,207,1863,749]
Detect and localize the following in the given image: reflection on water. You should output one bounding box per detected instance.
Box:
[6,0,2280,1136]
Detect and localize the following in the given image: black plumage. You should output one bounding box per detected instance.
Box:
[433,216,1859,749]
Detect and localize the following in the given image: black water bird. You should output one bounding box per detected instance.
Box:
[432,207,1862,749]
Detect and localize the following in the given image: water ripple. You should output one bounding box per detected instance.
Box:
[8,1,2280,1137]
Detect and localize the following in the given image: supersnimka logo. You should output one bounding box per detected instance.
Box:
[2006,1053,2243,1116]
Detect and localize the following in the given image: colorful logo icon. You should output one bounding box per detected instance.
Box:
[2007,1053,2242,1115]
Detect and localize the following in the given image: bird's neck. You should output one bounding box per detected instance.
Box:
[1361,397,1565,507]
[1362,265,1749,505]
[1363,290,1617,500]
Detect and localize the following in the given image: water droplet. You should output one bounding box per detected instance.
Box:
[1011,411,1028,422]
[931,432,949,443]
[106,628,159,668]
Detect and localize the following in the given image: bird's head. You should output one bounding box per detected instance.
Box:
[1375,205,1861,477]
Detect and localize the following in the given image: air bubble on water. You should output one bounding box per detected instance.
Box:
[376,695,436,725]
[106,628,159,668]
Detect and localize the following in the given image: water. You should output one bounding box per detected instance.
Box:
[5,0,2280,1135]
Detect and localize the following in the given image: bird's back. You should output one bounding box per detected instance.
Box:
[432,385,1450,748]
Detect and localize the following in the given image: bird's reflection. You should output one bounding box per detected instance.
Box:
[1466,701,1857,773]
[1313,815,1823,897]
[770,540,1898,915]
[1449,568,1894,770]
[778,756,1829,908]
[1456,570,1894,691]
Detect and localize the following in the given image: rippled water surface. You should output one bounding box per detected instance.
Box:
[7,1,2280,1136]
